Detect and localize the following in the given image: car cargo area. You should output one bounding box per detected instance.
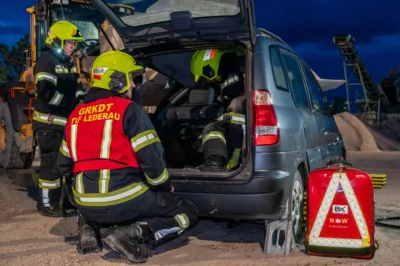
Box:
[136,44,251,178]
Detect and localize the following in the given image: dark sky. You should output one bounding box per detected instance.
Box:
[1,0,399,99]
[255,1,400,81]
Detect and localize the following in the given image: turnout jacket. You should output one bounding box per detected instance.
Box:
[33,49,85,130]
[202,73,246,170]
[57,89,170,221]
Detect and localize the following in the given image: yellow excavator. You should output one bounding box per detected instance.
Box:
[0,0,135,169]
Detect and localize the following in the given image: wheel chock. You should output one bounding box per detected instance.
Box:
[370,174,387,189]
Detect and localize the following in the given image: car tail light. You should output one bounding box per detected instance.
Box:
[253,89,279,145]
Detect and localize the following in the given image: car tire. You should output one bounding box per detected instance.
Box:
[0,102,35,169]
[289,170,305,244]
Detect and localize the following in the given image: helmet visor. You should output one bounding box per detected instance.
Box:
[130,68,145,85]
[202,64,218,80]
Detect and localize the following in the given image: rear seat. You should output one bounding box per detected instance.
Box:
[175,87,224,121]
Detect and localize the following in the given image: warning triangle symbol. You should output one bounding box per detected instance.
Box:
[308,172,370,248]
[319,192,361,239]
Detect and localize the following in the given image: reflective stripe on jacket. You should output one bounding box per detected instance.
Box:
[33,50,85,125]
[59,91,170,208]
[66,96,140,172]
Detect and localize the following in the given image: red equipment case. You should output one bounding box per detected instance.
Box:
[305,160,376,259]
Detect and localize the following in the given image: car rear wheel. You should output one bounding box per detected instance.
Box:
[290,170,305,243]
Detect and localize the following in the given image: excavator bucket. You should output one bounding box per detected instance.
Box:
[76,19,125,91]
[99,19,125,53]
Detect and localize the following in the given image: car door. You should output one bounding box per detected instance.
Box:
[301,62,341,164]
[279,50,325,171]
[90,0,257,50]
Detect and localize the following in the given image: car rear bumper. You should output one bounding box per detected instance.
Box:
[173,169,293,220]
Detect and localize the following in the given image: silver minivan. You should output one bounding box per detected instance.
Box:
[91,0,347,254]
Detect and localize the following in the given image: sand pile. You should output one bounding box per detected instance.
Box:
[334,112,400,151]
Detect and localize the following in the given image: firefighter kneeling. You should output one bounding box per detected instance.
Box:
[57,51,198,263]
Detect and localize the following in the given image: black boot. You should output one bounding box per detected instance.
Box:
[137,222,183,250]
[76,216,102,254]
[40,205,63,217]
[38,187,63,218]
[198,155,227,172]
[60,179,77,216]
[136,222,158,249]
[105,223,149,264]
[99,225,118,240]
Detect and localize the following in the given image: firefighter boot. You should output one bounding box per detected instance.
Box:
[38,187,63,218]
[136,222,158,249]
[60,179,77,216]
[76,216,102,254]
[136,221,178,250]
[105,223,149,264]
[99,225,118,239]
[198,155,227,172]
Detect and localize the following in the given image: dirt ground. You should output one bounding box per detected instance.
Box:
[1,151,400,266]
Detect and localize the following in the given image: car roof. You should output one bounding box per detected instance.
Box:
[256,28,291,48]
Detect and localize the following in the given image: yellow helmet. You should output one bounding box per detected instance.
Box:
[91,51,144,94]
[45,20,84,49]
[190,49,224,83]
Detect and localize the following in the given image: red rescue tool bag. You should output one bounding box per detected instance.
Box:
[305,160,376,259]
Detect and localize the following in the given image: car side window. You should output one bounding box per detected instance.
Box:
[280,52,310,109]
[270,47,289,90]
[302,64,329,114]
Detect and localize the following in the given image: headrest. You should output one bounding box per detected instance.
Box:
[188,87,214,105]
[227,96,246,113]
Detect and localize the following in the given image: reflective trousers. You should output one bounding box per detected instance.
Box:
[36,129,63,207]
[78,188,198,245]
[201,120,244,169]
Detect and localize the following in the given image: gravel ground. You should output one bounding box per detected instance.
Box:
[1,151,400,266]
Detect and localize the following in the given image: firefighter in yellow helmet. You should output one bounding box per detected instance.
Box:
[57,51,198,261]
[190,48,246,172]
[33,20,86,217]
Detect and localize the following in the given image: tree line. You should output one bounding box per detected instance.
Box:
[0,33,29,82]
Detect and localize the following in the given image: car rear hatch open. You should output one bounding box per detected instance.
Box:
[90,0,255,182]
[89,0,256,49]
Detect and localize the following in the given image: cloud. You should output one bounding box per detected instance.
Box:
[356,34,400,57]
[295,34,400,59]
[0,20,29,46]
[291,34,400,82]
[255,0,400,47]
[0,25,27,35]
[0,0,31,44]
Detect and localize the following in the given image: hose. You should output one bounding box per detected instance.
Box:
[375,216,400,229]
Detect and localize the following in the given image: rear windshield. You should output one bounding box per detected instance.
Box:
[105,0,240,27]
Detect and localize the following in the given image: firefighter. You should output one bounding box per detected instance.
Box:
[33,20,85,217]
[191,48,246,172]
[57,51,198,262]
